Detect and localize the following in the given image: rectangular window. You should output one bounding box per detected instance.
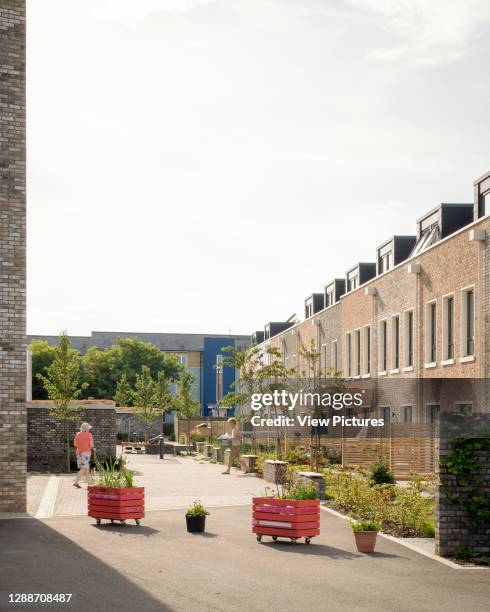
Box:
[363,326,371,375]
[353,330,360,376]
[179,354,188,366]
[426,404,440,424]
[404,310,414,368]
[455,402,472,414]
[425,301,437,364]
[345,333,352,377]
[325,290,335,307]
[379,320,388,373]
[332,341,338,373]
[461,288,474,357]
[347,271,359,292]
[402,406,413,423]
[381,407,390,424]
[378,251,391,274]
[392,315,399,370]
[443,295,454,360]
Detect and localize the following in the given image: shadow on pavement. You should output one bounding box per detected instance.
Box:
[186,531,218,538]
[0,519,169,611]
[260,541,363,559]
[90,523,160,537]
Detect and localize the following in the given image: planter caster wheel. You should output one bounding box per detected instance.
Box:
[135,519,141,526]
[121,520,126,525]
[110,520,114,524]
[96,519,101,526]
[291,539,298,545]
[305,537,311,544]
[256,535,262,543]
[272,536,278,542]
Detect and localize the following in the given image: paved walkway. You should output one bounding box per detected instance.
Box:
[3,454,486,611]
[27,454,268,518]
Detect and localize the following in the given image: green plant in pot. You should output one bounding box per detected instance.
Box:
[186,501,209,533]
[350,519,380,553]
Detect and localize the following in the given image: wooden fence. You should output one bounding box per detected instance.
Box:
[255,424,437,479]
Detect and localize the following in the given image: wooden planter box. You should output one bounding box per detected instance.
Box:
[88,486,145,526]
[252,497,320,544]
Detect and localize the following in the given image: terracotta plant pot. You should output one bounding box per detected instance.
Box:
[186,514,206,533]
[88,486,144,526]
[353,530,378,553]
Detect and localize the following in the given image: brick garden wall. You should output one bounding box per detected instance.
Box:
[116,410,162,441]
[27,401,117,472]
[0,1,26,512]
[436,413,490,556]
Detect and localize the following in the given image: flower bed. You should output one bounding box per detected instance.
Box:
[324,468,435,537]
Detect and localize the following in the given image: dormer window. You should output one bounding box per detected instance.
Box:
[347,271,359,292]
[412,224,440,256]
[305,300,313,319]
[325,289,335,307]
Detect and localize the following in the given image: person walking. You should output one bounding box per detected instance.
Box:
[222,417,242,475]
[73,422,94,488]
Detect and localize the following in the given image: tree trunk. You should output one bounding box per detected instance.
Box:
[66,420,71,473]
[187,420,191,455]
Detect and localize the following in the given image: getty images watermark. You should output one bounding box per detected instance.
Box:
[249,389,385,428]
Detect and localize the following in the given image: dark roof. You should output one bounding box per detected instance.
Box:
[27,330,251,354]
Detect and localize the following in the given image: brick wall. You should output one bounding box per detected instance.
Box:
[436,413,490,556]
[27,401,117,472]
[116,410,162,441]
[0,1,26,512]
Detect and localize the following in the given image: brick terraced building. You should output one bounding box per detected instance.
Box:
[252,170,490,422]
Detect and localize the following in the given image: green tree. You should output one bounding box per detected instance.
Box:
[28,339,56,399]
[114,373,133,407]
[173,371,200,454]
[133,366,157,444]
[37,331,87,472]
[81,337,183,400]
[81,346,116,399]
[153,370,173,430]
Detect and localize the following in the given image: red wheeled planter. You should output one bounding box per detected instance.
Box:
[88,486,145,526]
[252,497,320,544]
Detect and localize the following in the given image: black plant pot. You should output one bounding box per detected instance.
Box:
[186,514,206,533]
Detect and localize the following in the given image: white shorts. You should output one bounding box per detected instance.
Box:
[76,451,91,469]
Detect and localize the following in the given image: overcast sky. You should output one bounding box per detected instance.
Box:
[27,0,490,337]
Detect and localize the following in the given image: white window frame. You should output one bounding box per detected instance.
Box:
[390,314,400,373]
[345,333,352,378]
[379,406,391,424]
[403,309,414,371]
[331,340,338,373]
[378,318,388,375]
[460,285,475,361]
[442,292,455,364]
[401,405,413,423]
[425,299,437,367]
[425,403,440,424]
[353,329,361,377]
[180,354,189,366]
[362,325,371,377]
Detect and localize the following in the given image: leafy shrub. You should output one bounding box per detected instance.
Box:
[284,448,308,465]
[324,468,435,537]
[284,481,318,500]
[350,519,380,532]
[186,501,209,518]
[452,546,474,560]
[369,460,395,485]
